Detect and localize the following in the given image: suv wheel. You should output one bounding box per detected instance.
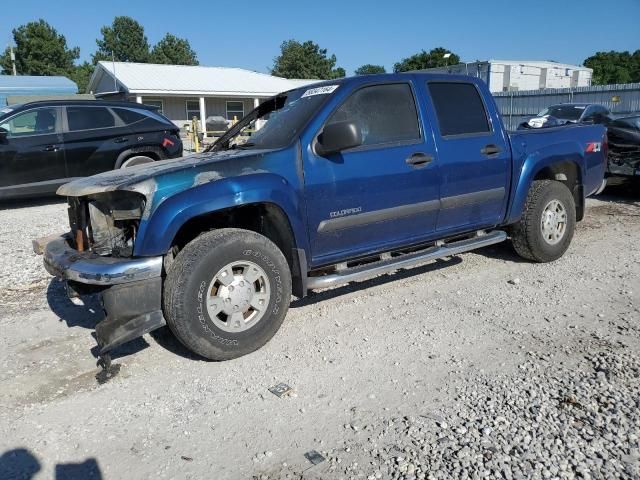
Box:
[510,180,576,262]
[163,228,292,360]
[120,155,154,168]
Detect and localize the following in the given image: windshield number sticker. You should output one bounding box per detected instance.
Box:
[301,85,339,98]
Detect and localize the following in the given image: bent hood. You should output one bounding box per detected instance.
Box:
[57,148,275,217]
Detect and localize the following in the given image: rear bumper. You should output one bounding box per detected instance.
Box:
[41,234,165,353]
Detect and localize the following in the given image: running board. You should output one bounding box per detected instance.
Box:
[306,230,507,290]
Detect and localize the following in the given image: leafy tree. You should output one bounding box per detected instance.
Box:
[150,33,199,65]
[355,64,386,75]
[394,47,460,73]
[0,20,79,76]
[583,50,640,85]
[93,16,150,64]
[69,62,95,93]
[272,40,345,79]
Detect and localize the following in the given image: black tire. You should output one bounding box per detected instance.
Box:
[510,180,576,262]
[163,228,292,360]
[120,155,154,168]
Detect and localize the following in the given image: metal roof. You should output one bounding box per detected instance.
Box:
[89,62,318,97]
[0,75,77,105]
[0,75,77,90]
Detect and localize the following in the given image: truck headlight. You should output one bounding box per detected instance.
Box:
[87,192,146,257]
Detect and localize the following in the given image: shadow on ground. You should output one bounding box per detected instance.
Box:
[0,448,102,480]
[46,278,150,363]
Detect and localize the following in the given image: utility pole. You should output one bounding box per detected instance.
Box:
[10,45,17,76]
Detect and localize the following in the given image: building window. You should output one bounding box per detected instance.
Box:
[186,100,200,120]
[226,101,244,122]
[142,99,164,113]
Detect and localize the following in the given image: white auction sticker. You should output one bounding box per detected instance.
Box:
[301,85,339,98]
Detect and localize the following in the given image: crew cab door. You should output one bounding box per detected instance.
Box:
[62,105,131,177]
[303,81,440,266]
[0,106,66,197]
[424,81,510,232]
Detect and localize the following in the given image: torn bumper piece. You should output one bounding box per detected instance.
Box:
[42,235,165,353]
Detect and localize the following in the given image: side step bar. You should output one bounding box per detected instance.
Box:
[306,230,507,290]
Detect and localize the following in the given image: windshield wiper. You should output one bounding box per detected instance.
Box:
[231,142,256,150]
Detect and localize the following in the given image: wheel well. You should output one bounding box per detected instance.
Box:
[125,151,160,161]
[115,148,162,168]
[533,161,584,220]
[170,203,304,296]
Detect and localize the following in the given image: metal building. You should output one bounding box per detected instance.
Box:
[0,75,78,106]
[423,60,592,92]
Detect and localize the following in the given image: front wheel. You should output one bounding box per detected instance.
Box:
[163,228,292,360]
[510,180,576,262]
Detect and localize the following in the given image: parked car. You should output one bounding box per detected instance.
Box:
[606,115,640,181]
[38,74,607,366]
[0,100,182,200]
[521,103,612,129]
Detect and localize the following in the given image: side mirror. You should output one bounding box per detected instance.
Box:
[0,127,7,142]
[581,117,595,125]
[316,121,362,156]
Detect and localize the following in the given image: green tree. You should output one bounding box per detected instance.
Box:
[69,62,95,93]
[93,16,150,64]
[583,50,640,85]
[0,20,79,76]
[394,47,460,73]
[272,40,345,79]
[354,64,386,75]
[150,33,199,65]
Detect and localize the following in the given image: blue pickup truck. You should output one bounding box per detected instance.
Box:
[40,73,607,365]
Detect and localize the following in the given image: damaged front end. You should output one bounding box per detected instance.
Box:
[41,191,165,366]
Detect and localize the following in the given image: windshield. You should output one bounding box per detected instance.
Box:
[208,84,337,151]
[537,105,585,121]
[611,117,640,130]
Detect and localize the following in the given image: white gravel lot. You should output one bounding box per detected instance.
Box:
[0,188,638,480]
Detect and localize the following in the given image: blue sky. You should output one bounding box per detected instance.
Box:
[3,0,639,74]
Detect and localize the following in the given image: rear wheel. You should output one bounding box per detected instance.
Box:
[120,155,154,168]
[510,180,576,262]
[163,228,291,360]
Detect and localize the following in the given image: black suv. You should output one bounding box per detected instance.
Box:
[0,100,183,199]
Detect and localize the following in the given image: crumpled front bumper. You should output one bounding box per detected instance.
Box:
[43,235,163,285]
[40,234,166,354]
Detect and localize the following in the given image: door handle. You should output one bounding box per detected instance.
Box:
[43,145,59,152]
[114,137,129,143]
[481,144,502,156]
[406,152,433,167]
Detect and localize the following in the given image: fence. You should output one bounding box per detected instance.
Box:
[493,83,640,130]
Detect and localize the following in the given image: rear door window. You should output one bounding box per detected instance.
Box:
[428,82,490,136]
[326,83,421,147]
[67,106,116,131]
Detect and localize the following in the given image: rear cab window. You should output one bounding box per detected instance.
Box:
[427,82,490,137]
[326,83,421,147]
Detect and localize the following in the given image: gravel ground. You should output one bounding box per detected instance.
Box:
[0,186,638,480]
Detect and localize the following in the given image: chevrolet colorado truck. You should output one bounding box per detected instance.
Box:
[39,74,607,365]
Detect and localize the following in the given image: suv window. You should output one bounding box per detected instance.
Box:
[67,106,116,131]
[0,107,58,137]
[113,107,148,125]
[326,83,420,147]
[428,82,490,136]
